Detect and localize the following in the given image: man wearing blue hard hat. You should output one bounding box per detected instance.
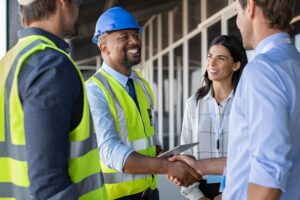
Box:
[86,6,201,200]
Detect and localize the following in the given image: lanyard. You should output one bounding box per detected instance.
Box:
[259,37,291,54]
[208,98,231,157]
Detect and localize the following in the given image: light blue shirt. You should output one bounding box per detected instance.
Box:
[223,33,300,199]
[86,62,159,172]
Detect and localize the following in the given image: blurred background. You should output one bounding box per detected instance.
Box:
[1,1,299,199]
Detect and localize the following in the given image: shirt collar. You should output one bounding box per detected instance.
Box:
[18,28,70,53]
[254,32,290,56]
[102,62,133,88]
[201,88,212,101]
[202,87,234,102]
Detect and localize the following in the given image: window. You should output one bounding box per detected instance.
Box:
[188,0,201,32]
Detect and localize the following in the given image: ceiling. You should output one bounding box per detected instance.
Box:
[7,0,300,65]
[70,0,179,63]
[7,0,178,64]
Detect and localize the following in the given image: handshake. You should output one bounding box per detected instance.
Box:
[164,154,202,187]
[163,154,226,188]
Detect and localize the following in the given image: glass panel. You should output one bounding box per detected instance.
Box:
[173,2,183,42]
[207,21,221,47]
[188,33,202,96]
[152,17,158,56]
[174,45,184,146]
[162,12,169,50]
[207,0,227,18]
[162,53,169,148]
[188,0,201,32]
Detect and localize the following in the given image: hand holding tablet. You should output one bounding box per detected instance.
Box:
[157,142,199,158]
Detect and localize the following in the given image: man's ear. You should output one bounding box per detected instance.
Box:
[57,0,66,8]
[99,41,109,55]
[247,0,255,18]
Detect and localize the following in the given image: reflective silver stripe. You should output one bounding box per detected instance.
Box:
[93,71,155,183]
[132,71,153,108]
[0,182,31,199]
[76,172,105,196]
[93,72,129,144]
[0,142,27,161]
[148,135,156,147]
[0,173,105,199]
[93,71,155,152]
[103,172,148,184]
[69,119,98,159]
[94,72,122,109]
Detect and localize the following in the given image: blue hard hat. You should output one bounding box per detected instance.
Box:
[92,6,142,44]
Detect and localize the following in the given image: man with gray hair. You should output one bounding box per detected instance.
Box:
[0,0,107,199]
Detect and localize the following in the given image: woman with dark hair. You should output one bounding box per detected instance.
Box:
[180,35,247,200]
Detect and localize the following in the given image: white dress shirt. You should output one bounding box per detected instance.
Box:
[181,89,233,200]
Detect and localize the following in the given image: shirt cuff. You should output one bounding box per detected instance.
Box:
[108,146,134,172]
[181,182,205,200]
[249,158,290,192]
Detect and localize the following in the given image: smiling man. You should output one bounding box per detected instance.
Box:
[86,6,201,200]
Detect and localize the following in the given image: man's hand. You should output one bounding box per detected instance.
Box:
[169,155,203,174]
[165,160,201,187]
[170,155,226,176]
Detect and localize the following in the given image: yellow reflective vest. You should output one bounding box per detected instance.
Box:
[0,35,107,200]
[88,69,158,200]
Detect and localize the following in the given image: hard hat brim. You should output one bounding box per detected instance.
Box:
[92,27,143,45]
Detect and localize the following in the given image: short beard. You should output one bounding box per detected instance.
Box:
[121,51,141,68]
[121,58,140,68]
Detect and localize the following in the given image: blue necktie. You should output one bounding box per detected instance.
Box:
[127,78,138,106]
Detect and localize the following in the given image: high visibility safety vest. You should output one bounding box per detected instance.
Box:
[0,35,107,200]
[88,69,158,200]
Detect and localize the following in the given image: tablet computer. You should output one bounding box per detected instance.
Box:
[157,142,199,158]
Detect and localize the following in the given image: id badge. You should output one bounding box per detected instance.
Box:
[207,175,223,184]
[218,167,227,192]
[219,175,226,192]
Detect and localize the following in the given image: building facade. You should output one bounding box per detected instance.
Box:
[139,0,300,149]
[1,0,299,150]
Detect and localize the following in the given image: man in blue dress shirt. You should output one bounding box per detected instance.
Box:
[170,0,300,199]
[224,0,300,199]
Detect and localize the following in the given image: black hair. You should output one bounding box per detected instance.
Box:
[196,35,248,101]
